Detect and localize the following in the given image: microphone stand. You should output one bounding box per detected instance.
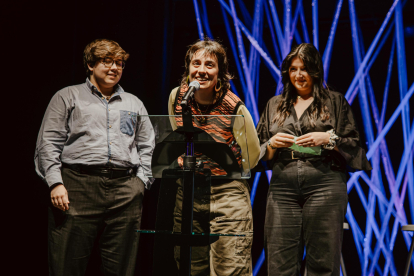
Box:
[179,101,196,276]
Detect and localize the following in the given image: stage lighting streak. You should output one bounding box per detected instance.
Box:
[236,23,280,80]
[253,168,272,274]
[250,172,261,207]
[193,0,204,40]
[368,126,414,275]
[347,21,393,106]
[294,29,302,44]
[249,41,280,82]
[248,0,262,86]
[299,6,310,43]
[363,73,393,191]
[347,22,393,108]
[357,180,378,273]
[345,0,400,101]
[359,173,406,272]
[399,172,411,227]
[312,0,318,49]
[348,6,372,150]
[363,81,413,160]
[347,86,359,106]
[365,24,394,84]
[347,82,414,191]
[389,145,414,252]
[219,1,261,120]
[253,249,265,276]
[346,206,390,275]
[379,38,395,129]
[263,0,282,64]
[268,0,286,55]
[255,58,261,100]
[229,80,240,97]
[347,82,414,248]
[355,174,396,274]
[221,7,247,94]
[254,9,263,101]
[395,1,409,142]
[322,0,343,81]
[360,171,406,223]
[200,0,213,39]
[237,0,253,27]
[350,24,386,257]
[228,0,260,124]
[348,0,376,186]
[284,0,291,51]
[395,1,414,229]
[219,0,281,78]
[383,259,393,276]
[266,170,272,183]
[353,178,368,210]
[351,13,394,262]
[289,0,302,44]
[389,174,412,250]
[363,71,403,226]
[346,206,364,265]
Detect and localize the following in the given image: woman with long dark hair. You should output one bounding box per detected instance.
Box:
[169,39,260,275]
[257,43,371,275]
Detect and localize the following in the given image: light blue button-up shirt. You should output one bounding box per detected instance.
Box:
[35,79,155,189]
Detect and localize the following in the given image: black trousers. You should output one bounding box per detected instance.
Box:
[48,167,145,276]
[265,158,348,276]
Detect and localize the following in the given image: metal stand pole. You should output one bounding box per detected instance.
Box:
[404,239,414,276]
[178,106,196,276]
[179,169,195,276]
[340,253,348,276]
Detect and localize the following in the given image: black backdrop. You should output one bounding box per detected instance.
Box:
[5,0,414,275]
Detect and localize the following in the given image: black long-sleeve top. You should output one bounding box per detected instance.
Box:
[256,91,372,171]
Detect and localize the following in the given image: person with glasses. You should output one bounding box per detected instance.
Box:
[35,38,155,276]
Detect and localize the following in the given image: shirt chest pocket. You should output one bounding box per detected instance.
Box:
[120,110,137,136]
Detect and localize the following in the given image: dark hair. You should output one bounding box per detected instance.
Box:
[273,43,330,127]
[180,39,233,96]
[83,39,129,76]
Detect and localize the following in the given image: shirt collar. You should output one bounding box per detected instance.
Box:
[85,78,124,97]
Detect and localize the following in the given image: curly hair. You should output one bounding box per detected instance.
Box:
[273,43,330,127]
[180,38,233,97]
[83,39,130,76]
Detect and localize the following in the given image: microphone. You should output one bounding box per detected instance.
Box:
[180,81,200,109]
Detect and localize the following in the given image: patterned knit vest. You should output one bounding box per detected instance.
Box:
[174,85,244,176]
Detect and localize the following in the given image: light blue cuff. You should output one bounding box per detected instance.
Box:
[136,166,155,190]
[45,173,63,188]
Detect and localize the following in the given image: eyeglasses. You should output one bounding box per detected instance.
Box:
[101,57,125,70]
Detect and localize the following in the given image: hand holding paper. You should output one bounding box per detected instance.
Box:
[289,132,330,155]
[296,132,330,147]
[269,133,295,149]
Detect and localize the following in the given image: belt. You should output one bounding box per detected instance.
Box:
[277,150,330,161]
[62,163,137,179]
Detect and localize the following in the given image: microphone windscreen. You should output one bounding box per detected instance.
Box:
[189,81,200,90]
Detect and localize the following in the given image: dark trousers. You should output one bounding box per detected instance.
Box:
[48,167,145,276]
[265,159,348,276]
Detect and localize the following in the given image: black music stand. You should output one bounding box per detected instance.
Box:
[137,112,251,276]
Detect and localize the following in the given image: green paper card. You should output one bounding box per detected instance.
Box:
[289,136,321,155]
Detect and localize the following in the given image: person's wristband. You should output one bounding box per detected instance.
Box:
[323,129,338,150]
[267,140,277,150]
